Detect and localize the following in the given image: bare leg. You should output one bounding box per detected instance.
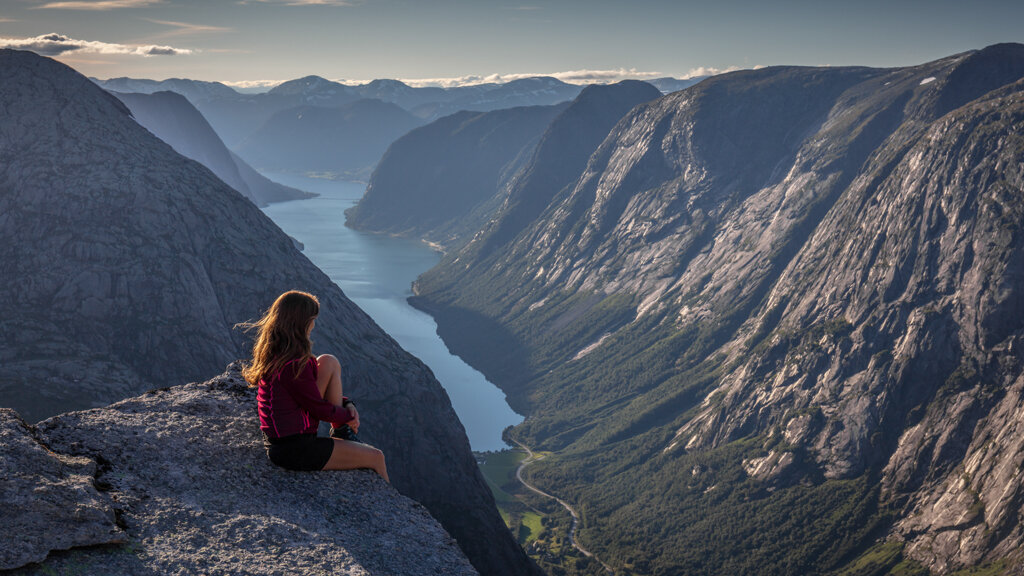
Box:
[316,353,359,433]
[316,354,343,404]
[323,439,389,482]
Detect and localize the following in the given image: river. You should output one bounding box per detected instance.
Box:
[259,172,522,452]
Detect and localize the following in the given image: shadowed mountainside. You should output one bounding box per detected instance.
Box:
[345,103,568,249]
[113,90,311,206]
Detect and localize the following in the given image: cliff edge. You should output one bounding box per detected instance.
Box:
[0,365,477,575]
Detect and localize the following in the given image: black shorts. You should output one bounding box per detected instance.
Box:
[264,432,335,471]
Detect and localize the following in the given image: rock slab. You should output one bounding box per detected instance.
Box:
[4,367,477,576]
[0,408,123,570]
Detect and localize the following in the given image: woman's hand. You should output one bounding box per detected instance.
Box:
[346,404,360,433]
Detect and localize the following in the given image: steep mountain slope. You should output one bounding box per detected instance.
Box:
[113,90,311,206]
[233,99,424,178]
[0,49,537,576]
[348,81,663,252]
[476,80,665,257]
[346,103,568,249]
[410,44,1024,574]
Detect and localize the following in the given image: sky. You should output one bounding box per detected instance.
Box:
[0,0,1022,90]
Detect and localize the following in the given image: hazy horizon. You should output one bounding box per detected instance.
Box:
[1,0,1022,90]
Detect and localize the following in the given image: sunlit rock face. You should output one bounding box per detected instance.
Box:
[411,44,1024,573]
[0,49,539,576]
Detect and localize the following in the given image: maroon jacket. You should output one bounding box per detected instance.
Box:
[257,357,353,438]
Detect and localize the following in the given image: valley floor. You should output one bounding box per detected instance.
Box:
[477,448,616,576]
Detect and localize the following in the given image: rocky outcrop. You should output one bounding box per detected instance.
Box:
[410,44,1024,573]
[0,49,538,576]
[0,408,123,570]
[346,103,568,249]
[3,368,477,575]
[113,90,312,206]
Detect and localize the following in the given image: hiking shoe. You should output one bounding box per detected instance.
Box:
[330,424,362,443]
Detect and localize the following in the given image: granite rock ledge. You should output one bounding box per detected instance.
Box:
[2,365,477,575]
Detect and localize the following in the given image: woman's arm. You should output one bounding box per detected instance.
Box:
[285,360,355,426]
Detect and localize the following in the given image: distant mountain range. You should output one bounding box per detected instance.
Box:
[361,43,1024,575]
[94,74,624,179]
[233,99,424,179]
[0,48,539,576]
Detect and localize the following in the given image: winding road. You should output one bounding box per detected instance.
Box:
[512,440,614,573]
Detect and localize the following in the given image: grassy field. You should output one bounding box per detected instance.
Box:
[477,448,603,575]
[477,448,527,506]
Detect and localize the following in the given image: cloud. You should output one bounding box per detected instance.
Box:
[0,33,193,56]
[220,79,284,91]
[237,0,358,5]
[679,65,758,79]
[36,0,163,9]
[225,65,763,93]
[397,68,666,88]
[144,18,233,38]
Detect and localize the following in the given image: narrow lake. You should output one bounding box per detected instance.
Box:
[260,172,522,452]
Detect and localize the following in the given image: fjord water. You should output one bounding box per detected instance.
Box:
[260,173,522,452]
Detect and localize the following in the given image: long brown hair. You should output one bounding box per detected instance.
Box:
[240,290,320,386]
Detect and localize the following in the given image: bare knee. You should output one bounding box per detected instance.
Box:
[317,354,340,371]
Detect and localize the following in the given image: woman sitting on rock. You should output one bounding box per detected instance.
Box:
[242,290,389,482]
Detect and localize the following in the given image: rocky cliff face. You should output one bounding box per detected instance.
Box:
[1,368,477,575]
[346,103,568,249]
[474,80,664,257]
[410,44,1024,574]
[113,90,311,206]
[0,49,537,576]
